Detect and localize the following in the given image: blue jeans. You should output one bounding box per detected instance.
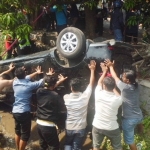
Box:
[65,129,86,150]
[113,29,123,41]
[122,118,143,144]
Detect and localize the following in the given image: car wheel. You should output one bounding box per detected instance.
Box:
[56,27,86,59]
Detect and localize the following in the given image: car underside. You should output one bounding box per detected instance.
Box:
[0,27,134,108]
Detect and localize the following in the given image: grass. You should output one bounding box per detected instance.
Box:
[101,113,150,150]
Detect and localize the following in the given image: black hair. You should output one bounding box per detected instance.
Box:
[15,68,25,79]
[70,78,81,92]
[103,77,116,91]
[0,74,11,80]
[44,75,57,88]
[124,70,138,88]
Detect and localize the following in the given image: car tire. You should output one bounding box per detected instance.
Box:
[56,27,86,59]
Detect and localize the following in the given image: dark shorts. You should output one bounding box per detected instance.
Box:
[13,112,31,141]
[37,124,59,150]
[92,126,122,150]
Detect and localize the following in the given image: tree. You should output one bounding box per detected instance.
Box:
[1,0,150,41]
[0,0,100,40]
[84,0,98,39]
[124,0,150,42]
[124,0,150,28]
[0,0,33,39]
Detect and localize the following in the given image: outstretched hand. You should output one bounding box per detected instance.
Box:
[104,59,114,67]
[35,66,43,74]
[46,68,55,76]
[9,63,15,70]
[58,74,68,82]
[88,60,96,70]
[100,62,108,73]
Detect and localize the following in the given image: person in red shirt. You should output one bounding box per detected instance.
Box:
[5,35,17,59]
[5,35,13,59]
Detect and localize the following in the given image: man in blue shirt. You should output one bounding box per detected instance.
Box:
[50,4,67,34]
[12,66,44,150]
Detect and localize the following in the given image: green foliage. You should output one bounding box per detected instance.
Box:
[15,24,32,39]
[143,115,150,131]
[123,0,136,11]
[124,0,150,29]
[102,134,150,150]
[0,13,18,29]
[100,106,150,150]
[0,32,5,55]
[0,0,33,45]
[84,0,98,10]
[127,16,139,27]
[142,28,150,43]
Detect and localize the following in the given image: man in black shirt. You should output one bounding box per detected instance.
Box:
[111,0,124,41]
[125,8,138,44]
[36,71,67,150]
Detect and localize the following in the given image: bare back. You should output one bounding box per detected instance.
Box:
[0,80,13,92]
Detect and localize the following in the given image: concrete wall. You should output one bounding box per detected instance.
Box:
[139,79,150,115]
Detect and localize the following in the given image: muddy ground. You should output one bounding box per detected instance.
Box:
[0,103,92,150]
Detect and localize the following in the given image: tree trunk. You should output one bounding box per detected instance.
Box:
[84,6,96,39]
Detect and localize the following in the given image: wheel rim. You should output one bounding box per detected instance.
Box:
[60,32,78,53]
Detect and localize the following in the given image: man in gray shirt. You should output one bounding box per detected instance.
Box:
[105,59,143,150]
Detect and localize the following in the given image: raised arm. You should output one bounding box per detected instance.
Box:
[113,88,120,96]
[104,59,120,83]
[88,60,96,87]
[54,74,68,88]
[46,68,68,88]
[0,63,15,77]
[98,63,108,86]
[28,66,43,79]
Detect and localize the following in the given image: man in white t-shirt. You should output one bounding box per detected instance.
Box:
[92,63,122,150]
[64,60,96,150]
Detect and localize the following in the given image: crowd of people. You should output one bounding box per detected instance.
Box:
[109,0,139,44]
[0,58,143,150]
[38,2,80,34]
[4,0,140,59]
[4,2,79,60]
[38,0,140,44]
